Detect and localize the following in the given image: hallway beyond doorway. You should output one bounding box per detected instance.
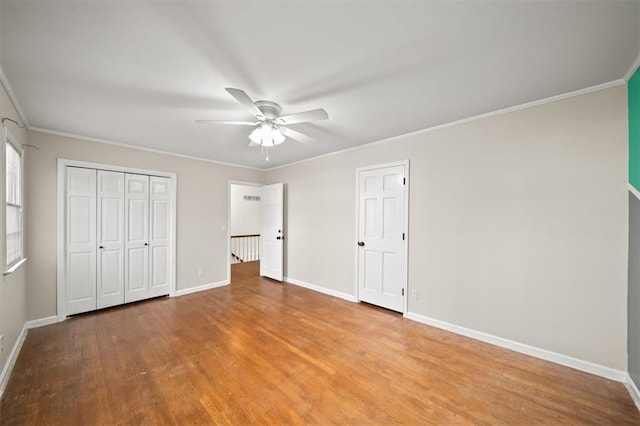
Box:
[231,260,260,283]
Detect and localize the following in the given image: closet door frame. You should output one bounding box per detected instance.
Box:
[56,159,177,322]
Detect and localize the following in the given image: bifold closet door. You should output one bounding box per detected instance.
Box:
[125,174,150,303]
[149,176,171,297]
[66,167,97,315]
[96,171,125,309]
[65,167,172,316]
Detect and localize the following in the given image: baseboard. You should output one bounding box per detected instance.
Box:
[629,184,640,201]
[625,374,640,410]
[25,316,58,329]
[174,280,229,297]
[284,276,358,302]
[405,312,627,383]
[0,323,28,398]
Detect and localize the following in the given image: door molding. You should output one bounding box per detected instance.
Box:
[226,180,263,284]
[56,159,177,321]
[354,160,410,314]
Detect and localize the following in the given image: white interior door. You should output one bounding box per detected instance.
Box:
[59,160,176,318]
[66,167,97,315]
[149,176,171,297]
[124,174,149,303]
[96,170,125,309]
[357,164,407,313]
[260,183,284,281]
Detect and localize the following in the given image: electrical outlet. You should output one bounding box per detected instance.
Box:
[198,269,204,278]
[410,290,419,300]
[0,335,4,353]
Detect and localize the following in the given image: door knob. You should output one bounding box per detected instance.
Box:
[276,236,281,240]
[99,246,104,249]
[144,243,148,246]
[357,241,365,247]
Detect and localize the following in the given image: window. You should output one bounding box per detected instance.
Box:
[5,130,23,271]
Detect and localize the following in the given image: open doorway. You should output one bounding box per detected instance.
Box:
[228,182,262,282]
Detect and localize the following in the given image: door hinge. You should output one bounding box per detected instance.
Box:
[402,288,405,296]
[402,233,405,240]
[403,177,406,185]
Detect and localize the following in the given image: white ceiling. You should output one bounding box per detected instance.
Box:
[1,1,638,169]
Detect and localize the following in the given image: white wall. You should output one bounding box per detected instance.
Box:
[230,184,261,235]
[267,85,628,370]
[25,131,265,320]
[0,76,28,387]
[13,82,630,375]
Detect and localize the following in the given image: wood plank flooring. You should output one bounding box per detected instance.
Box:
[1,261,639,424]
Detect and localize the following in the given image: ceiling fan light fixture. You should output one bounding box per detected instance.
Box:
[249,122,285,148]
[273,126,285,145]
[261,123,275,147]
[249,126,263,144]
[201,88,326,160]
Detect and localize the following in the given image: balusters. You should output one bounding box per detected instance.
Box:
[230,234,260,264]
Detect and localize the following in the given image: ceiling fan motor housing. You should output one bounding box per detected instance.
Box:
[255,100,282,120]
[197,88,326,151]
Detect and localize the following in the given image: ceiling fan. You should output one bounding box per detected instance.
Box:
[197,88,328,160]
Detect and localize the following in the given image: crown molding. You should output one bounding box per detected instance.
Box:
[29,127,266,172]
[267,79,625,172]
[0,65,29,128]
[0,1,637,175]
[7,71,627,174]
[624,51,640,82]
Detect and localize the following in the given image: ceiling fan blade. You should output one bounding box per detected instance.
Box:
[225,88,264,118]
[277,108,328,125]
[283,127,315,144]
[248,141,261,147]
[196,120,258,125]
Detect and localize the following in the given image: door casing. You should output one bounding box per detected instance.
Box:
[57,159,177,321]
[226,180,264,283]
[354,160,410,315]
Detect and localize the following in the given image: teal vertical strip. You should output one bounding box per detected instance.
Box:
[630,68,640,188]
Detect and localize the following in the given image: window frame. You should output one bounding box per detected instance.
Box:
[3,127,25,275]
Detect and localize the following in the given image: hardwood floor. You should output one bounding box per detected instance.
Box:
[1,261,639,424]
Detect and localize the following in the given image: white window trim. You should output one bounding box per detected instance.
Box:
[4,257,26,276]
[3,127,25,275]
